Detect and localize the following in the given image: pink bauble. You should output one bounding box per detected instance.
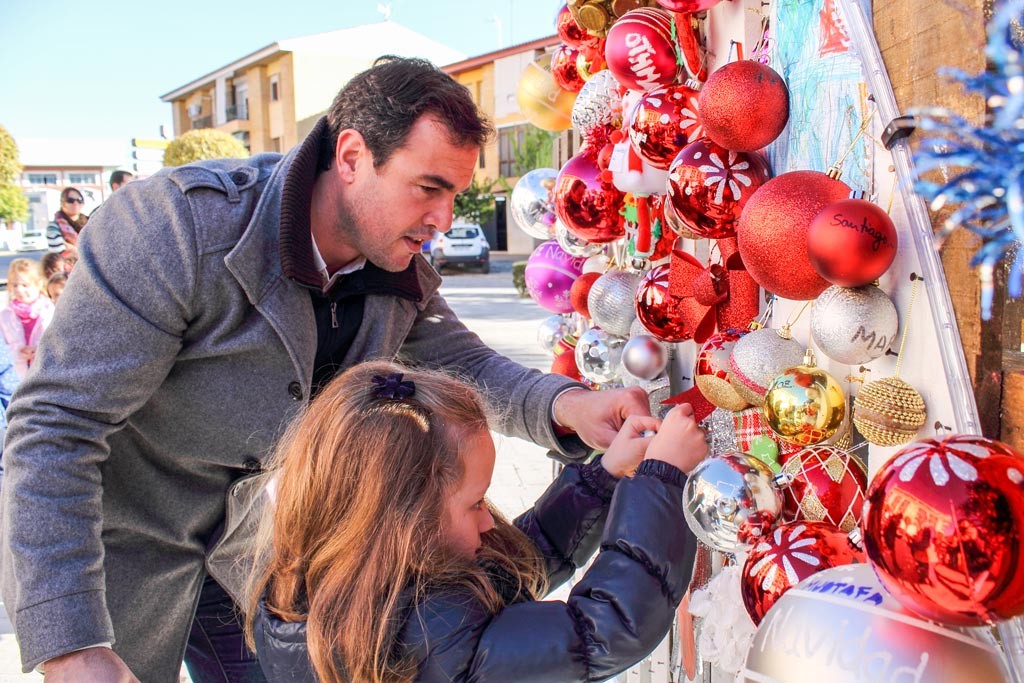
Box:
[657,0,722,11]
[737,170,851,300]
[666,139,772,239]
[605,8,680,93]
[524,240,587,314]
[699,61,790,152]
[555,151,627,244]
[627,82,703,170]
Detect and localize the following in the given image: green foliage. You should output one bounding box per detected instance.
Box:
[163,129,249,166]
[454,176,497,225]
[512,261,529,298]
[511,125,556,177]
[0,125,23,185]
[0,184,28,225]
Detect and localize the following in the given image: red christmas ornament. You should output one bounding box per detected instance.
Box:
[695,328,750,411]
[570,271,601,318]
[778,446,867,532]
[555,151,627,244]
[604,8,680,93]
[808,198,899,287]
[699,61,790,152]
[648,196,676,261]
[737,170,851,300]
[551,44,587,93]
[666,139,773,239]
[863,434,1024,625]
[634,263,693,342]
[551,335,583,382]
[627,82,703,170]
[742,520,864,625]
[556,4,593,49]
[657,0,722,11]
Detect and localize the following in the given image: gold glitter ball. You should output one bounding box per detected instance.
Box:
[852,376,926,447]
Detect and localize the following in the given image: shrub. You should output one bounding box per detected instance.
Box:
[164,129,249,166]
[512,261,529,298]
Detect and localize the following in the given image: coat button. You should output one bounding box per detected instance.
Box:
[230,170,249,185]
[242,457,262,474]
[288,381,303,401]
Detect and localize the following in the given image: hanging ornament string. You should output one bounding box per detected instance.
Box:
[780,300,812,339]
[892,275,921,379]
[828,101,877,179]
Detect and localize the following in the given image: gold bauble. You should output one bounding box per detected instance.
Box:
[763,350,847,447]
[852,376,926,446]
[567,0,659,37]
[516,54,577,132]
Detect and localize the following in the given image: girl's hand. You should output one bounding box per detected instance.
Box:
[645,404,709,475]
[19,346,35,363]
[601,414,662,479]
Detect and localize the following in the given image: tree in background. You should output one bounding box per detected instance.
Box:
[163,129,249,167]
[454,176,497,225]
[0,125,28,227]
[511,125,556,177]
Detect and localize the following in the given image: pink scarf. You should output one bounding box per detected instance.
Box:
[10,297,46,341]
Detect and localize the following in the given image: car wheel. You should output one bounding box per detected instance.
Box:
[480,262,490,274]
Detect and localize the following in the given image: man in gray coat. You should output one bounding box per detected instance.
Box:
[0,58,648,682]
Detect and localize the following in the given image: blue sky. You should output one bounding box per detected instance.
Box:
[0,0,558,143]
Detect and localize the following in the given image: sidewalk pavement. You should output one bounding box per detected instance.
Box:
[0,255,559,680]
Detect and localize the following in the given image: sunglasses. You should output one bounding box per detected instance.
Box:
[64,197,84,204]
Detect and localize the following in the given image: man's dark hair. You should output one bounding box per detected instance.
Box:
[109,170,133,189]
[325,56,493,169]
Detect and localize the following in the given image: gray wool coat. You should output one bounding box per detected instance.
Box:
[0,146,584,682]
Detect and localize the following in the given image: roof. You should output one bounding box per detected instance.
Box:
[443,34,560,75]
[18,138,131,168]
[161,21,466,102]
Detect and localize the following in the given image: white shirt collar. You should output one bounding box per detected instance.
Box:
[310,231,366,291]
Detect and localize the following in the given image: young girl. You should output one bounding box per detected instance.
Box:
[248,361,707,683]
[1,259,55,378]
[46,272,68,304]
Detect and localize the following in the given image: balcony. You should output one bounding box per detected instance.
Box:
[226,105,249,122]
[191,115,213,130]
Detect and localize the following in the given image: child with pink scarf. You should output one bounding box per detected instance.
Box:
[1,259,55,379]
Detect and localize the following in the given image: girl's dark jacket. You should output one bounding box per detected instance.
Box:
[253,457,696,682]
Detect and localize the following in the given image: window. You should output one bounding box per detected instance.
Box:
[498,124,529,177]
[448,226,479,239]
[67,173,98,185]
[270,137,282,153]
[27,173,58,185]
[270,75,280,102]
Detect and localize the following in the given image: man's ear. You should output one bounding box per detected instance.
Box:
[334,129,367,183]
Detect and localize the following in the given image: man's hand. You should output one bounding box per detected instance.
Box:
[552,386,651,450]
[44,647,139,683]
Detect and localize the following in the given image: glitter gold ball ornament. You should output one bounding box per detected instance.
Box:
[588,270,642,337]
[728,327,806,407]
[695,329,750,411]
[575,327,627,384]
[763,350,847,447]
[622,335,669,380]
[810,285,899,365]
[777,446,867,532]
[516,53,578,132]
[737,171,851,301]
[698,60,790,153]
[852,376,926,446]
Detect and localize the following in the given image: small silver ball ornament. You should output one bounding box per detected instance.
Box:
[575,327,627,384]
[622,335,669,380]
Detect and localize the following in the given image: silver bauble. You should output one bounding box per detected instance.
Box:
[622,335,668,380]
[537,314,572,354]
[571,69,622,140]
[620,373,672,418]
[743,564,1009,683]
[575,327,627,384]
[510,168,558,240]
[729,328,806,407]
[682,451,783,554]
[811,285,899,365]
[582,253,611,274]
[588,270,641,338]
[555,219,604,258]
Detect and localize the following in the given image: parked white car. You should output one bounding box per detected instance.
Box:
[429,223,490,273]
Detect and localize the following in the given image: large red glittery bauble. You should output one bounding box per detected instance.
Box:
[695,328,749,411]
[863,434,1024,625]
[666,139,772,239]
[657,0,722,11]
[550,335,582,381]
[556,4,594,49]
[570,271,601,318]
[551,44,587,93]
[807,198,899,287]
[699,61,790,152]
[737,170,850,300]
[741,520,864,625]
[604,8,680,93]
[555,151,627,244]
[778,446,867,532]
[627,82,703,170]
[634,263,692,342]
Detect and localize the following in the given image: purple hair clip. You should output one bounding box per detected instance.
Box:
[371,373,416,400]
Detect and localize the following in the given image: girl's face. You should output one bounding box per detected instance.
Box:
[47,281,65,303]
[62,193,85,218]
[9,273,41,304]
[444,429,496,559]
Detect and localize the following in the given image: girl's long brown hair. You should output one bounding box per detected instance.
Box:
[245,361,546,683]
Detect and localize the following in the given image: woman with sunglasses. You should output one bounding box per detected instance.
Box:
[46,187,89,253]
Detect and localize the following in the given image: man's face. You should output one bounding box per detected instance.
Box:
[112,174,133,192]
[331,115,479,272]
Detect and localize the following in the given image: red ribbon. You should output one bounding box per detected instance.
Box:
[666,237,760,344]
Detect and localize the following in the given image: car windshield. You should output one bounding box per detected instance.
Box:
[448,227,479,239]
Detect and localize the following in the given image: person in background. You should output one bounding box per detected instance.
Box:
[46,187,88,253]
[40,252,67,280]
[47,272,68,304]
[0,259,54,378]
[109,170,134,193]
[249,361,705,683]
